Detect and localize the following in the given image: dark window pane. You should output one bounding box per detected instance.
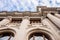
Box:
[29,33,48,40]
[0,32,14,40]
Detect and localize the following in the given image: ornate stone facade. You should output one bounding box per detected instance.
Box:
[0,6,60,40]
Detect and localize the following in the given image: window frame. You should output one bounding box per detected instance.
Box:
[0,29,16,40]
[27,29,53,40]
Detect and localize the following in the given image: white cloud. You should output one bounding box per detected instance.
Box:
[0,0,60,11]
[30,0,38,6]
[41,0,51,7]
[0,1,4,8]
[56,0,60,3]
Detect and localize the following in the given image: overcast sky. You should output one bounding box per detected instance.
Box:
[0,0,60,12]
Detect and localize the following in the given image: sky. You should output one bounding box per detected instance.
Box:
[0,0,60,12]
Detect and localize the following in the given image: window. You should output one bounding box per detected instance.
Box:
[0,32,14,40]
[29,33,49,40]
[30,18,41,24]
[58,11,60,14]
[51,13,54,15]
[12,18,22,23]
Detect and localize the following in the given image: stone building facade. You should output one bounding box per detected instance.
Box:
[0,6,60,40]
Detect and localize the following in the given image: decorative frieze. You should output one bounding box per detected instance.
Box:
[27,23,50,29]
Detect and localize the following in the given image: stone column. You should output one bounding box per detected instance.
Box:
[20,16,30,28]
[47,13,60,28]
[55,14,60,18]
[42,18,60,40]
[0,16,12,26]
[19,16,30,40]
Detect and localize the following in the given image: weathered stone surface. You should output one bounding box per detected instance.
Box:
[0,6,60,40]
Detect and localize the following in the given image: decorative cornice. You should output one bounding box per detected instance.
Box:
[0,6,59,20]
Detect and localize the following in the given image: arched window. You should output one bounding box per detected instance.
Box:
[0,32,14,40]
[29,32,50,40]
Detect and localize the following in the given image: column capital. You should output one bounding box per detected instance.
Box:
[6,16,12,21]
[22,16,30,20]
